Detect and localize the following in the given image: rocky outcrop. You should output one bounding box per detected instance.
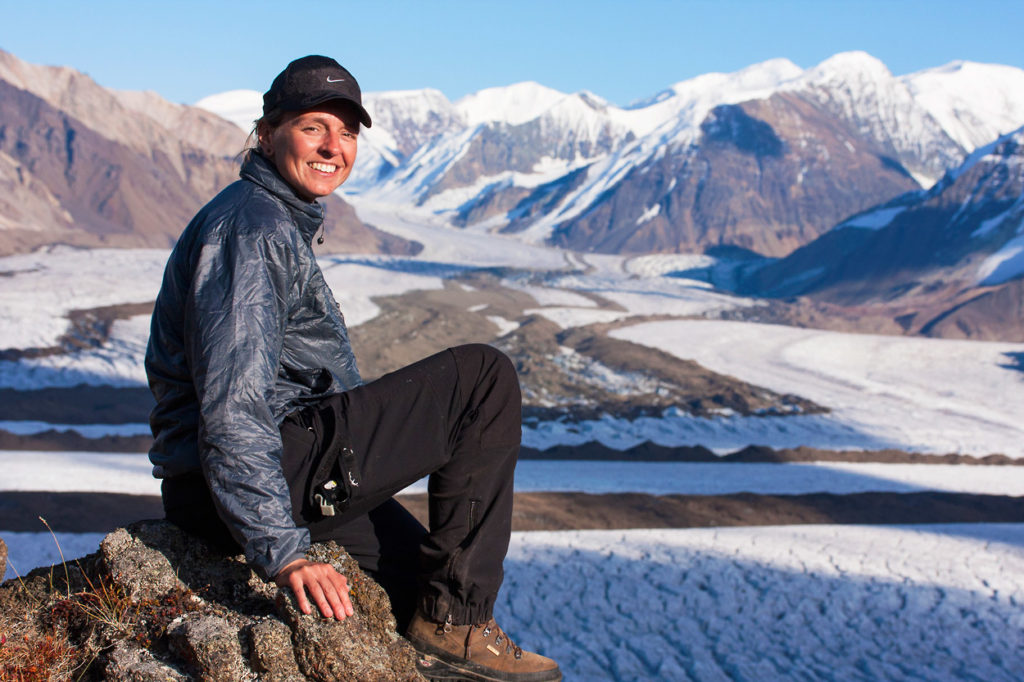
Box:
[0,520,424,681]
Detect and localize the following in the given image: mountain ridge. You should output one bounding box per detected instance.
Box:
[737,125,1024,340]
[0,49,420,257]
[196,54,1024,261]
[2,48,1023,338]
[217,51,1021,258]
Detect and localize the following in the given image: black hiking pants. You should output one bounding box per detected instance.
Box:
[163,344,521,631]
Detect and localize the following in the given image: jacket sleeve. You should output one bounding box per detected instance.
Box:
[184,227,308,580]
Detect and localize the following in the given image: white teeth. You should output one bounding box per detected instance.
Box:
[310,162,337,173]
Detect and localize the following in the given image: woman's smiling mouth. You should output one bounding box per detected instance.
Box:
[309,162,338,173]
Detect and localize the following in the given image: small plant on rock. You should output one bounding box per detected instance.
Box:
[0,629,80,682]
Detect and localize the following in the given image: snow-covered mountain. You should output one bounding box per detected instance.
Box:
[740,125,1024,340]
[783,52,964,185]
[200,52,1024,258]
[902,60,1024,153]
[4,46,1022,266]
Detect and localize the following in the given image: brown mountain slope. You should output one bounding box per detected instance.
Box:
[734,128,1024,340]
[0,49,246,171]
[0,78,238,252]
[549,93,921,257]
[0,50,419,257]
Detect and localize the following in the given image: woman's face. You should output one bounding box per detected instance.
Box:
[260,102,360,201]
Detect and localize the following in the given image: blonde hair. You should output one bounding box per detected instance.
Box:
[239,111,286,163]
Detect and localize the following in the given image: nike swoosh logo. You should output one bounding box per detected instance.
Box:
[326,76,345,83]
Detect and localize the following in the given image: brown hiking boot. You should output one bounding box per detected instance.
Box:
[405,610,562,681]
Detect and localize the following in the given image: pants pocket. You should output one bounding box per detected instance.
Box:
[280,403,356,524]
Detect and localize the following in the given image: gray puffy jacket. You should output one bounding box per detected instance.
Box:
[145,151,361,579]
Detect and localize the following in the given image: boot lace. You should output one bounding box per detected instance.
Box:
[478,620,523,659]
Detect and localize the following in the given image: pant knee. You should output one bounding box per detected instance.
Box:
[449,344,521,444]
[451,344,518,392]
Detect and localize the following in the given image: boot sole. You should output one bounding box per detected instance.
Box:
[412,644,562,682]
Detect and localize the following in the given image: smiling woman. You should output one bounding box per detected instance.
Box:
[251,56,369,202]
[143,55,562,682]
[259,105,361,201]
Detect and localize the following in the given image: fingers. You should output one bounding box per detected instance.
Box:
[275,559,354,620]
[332,571,354,618]
[287,569,315,615]
[317,569,353,620]
[275,559,313,613]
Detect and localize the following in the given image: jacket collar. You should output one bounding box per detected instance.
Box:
[240,151,325,243]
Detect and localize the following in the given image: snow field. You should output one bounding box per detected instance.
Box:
[194,89,261,131]
[3,531,107,583]
[496,525,1024,682]
[521,268,754,326]
[611,320,1024,458]
[522,410,888,453]
[522,306,626,328]
[0,421,152,437]
[10,246,1021,462]
[0,452,160,495]
[904,61,1024,152]
[0,314,151,389]
[339,199,571,267]
[317,259,444,326]
[509,461,1024,496]
[487,315,520,336]
[624,254,718,277]
[0,247,168,350]
[0,249,452,389]
[6,451,1024,499]
[978,230,1024,286]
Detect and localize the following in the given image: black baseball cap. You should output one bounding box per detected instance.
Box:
[263,55,372,128]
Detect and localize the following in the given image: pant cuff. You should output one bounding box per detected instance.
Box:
[420,593,496,626]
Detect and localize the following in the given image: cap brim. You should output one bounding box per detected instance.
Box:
[301,93,372,128]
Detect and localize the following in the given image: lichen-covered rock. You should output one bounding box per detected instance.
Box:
[168,613,247,680]
[278,590,423,682]
[103,640,189,681]
[276,542,424,682]
[0,520,425,681]
[100,520,270,611]
[100,526,187,601]
[248,617,305,679]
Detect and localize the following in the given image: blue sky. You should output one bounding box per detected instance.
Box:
[3,0,1023,107]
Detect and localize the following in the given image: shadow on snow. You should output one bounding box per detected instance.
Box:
[499,527,1024,682]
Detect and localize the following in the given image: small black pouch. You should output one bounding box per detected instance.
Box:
[280,400,358,523]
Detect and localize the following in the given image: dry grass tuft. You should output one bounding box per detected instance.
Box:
[0,520,200,680]
[0,628,80,682]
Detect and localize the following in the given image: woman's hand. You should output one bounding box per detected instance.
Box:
[275,558,354,620]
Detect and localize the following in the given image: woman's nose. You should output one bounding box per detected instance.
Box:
[321,131,343,156]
